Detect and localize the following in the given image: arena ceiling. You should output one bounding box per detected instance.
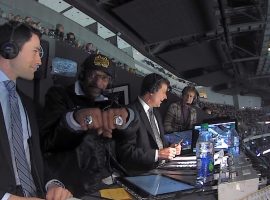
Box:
[64,0,270,102]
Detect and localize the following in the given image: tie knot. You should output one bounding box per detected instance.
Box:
[148,108,153,115]
[4,80,16,93]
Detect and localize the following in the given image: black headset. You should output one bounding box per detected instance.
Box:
[0,23,20,59]
[182,85,199,105]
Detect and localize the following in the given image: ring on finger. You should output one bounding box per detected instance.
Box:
[85,115,93,125]
[114,115,123,126]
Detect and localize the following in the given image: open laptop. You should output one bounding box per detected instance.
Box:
[164,129,194,154]
[193,119,237,152]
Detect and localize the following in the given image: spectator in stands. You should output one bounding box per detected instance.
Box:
[24,16,33,24]
[115,73,181,174]
[40,53,138,197]
[0,21,72,200]
[13,15,23,22]
[65,32,76,46]
[202,106,212,115]
[0,8,3,18]
[55,23,64,40]
[84,42,97,54]
[164,85,198,133]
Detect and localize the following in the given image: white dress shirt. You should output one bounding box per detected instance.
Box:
[138,96,161,161]
[0,70,32,200]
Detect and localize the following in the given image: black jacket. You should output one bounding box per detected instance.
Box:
[115,98,168,174]
[40,84,137,197]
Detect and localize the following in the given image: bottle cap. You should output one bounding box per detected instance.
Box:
[201,123,208,129]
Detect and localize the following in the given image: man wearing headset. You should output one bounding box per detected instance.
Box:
[0,22,72,200]
[115,73,181,174]
[40,53,138,197]
[164,86,198,133]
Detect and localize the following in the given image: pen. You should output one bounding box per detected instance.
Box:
[174,139,183,147]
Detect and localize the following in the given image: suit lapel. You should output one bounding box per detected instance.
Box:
[0,103,15,171]
[134,100,160,147]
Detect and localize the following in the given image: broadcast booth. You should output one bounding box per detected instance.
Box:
[114,118,260,200]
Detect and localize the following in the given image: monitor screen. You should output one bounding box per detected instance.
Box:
[118,175,194,197]
[194,120,236,150]
[164,130,193,150]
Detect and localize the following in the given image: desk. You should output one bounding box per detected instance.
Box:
[150,168,217,200]
[81,153,259,200]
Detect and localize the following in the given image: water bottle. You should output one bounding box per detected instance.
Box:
[196,123,214,187]
[228,123,240,156]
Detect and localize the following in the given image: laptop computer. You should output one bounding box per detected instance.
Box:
[164,129,193,151]
[193,119,237,152]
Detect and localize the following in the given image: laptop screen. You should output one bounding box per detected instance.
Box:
[194,120,237,150]
[164,130,193,150]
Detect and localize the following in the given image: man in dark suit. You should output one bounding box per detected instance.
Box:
[115,73,181,173]
[0,21,72,200]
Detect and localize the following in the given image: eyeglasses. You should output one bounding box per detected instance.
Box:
[90,71,112,82]
[39,45,44,58]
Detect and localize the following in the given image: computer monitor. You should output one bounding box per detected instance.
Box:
[164,130,193,151]
[193,119,237,151]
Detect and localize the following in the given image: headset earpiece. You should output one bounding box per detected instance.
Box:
[0,23,20,59]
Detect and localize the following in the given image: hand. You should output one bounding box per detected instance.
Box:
[46,186,73,200]
[171,143,182,155]
[101,107,128,138]
[73,108,103,132]
[158,147,177,160]
[73,107,129,138]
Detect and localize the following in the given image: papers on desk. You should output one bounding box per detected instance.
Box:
[172,150,224,160]
[159,156,196,169]
[99,188,132,200]
[172,156,196,161]
[169,150,226,166]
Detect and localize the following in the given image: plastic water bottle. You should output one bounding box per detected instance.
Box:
[196,123,214,187]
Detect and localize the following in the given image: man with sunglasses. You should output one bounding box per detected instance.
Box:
[40,53,137,197]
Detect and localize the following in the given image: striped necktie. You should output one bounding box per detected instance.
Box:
[148,108,163,149]
[4,80,36,197]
